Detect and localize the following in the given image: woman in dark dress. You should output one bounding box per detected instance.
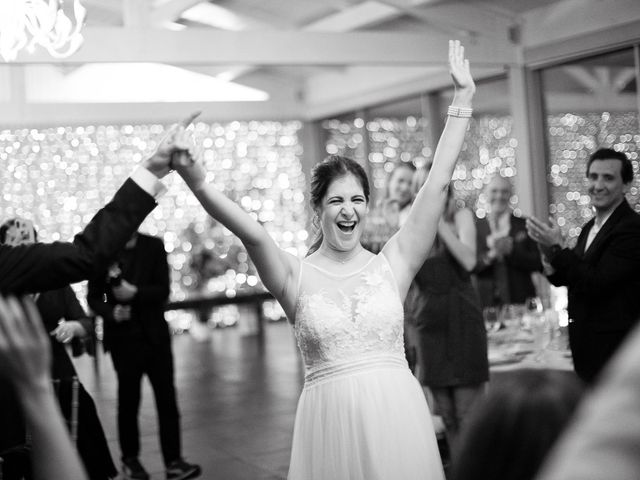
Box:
[408,171,489,448]
[0,218,117,480]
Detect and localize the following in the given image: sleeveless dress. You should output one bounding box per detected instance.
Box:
[288,253,445,480]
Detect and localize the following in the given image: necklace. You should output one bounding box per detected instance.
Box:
[319,247,364,264]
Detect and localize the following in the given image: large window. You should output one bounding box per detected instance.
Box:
[541,48,640,243]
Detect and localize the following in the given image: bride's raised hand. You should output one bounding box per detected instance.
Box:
[171,130,207,190]
[144,111,200,178]
[449,40,475,98]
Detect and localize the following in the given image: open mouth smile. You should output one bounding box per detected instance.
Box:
[337,221,356,233]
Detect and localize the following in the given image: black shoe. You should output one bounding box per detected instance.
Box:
[122,457,150,480]
[166,458,201,480]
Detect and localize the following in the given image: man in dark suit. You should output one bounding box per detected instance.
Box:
[0,113,198,480]
[0,111,198,294]
[87,233,200,480]
[527,148,640,383]
[473,175,542,309]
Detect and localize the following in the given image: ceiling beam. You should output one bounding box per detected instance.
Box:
[304,65,505,119]
[304,2,402,32]
[523,18,640,68]
[613,68,635,92]
[522,0,640,48]
[381,0,516,41]
[563,66,600,91]
[6,28,516,65]
[122,0,152,27]
[0,100,305,128]
[150,0,202,24]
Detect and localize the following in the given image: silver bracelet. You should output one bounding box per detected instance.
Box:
[447,105,473,118]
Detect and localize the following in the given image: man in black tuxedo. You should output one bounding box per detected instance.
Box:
[473,175,542,309]
[527,148,640,383]
[87,233,200,480]
[0,113,198,480]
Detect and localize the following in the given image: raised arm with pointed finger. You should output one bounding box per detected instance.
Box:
[0,112,199,295]
[382,40,476,299]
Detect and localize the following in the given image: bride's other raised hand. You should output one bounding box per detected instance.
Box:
[172,135,206,190]
[449,40,475,103]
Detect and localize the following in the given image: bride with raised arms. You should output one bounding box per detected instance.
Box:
[172,39,475,480]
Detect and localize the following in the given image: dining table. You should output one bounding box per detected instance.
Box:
[488,323,574,374]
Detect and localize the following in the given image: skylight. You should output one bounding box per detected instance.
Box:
[25,63,269,103]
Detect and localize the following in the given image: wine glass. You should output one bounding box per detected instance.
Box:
[526,297,543,314]
[483,306,501,333]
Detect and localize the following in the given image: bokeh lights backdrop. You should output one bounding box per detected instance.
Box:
[1,110,638,325]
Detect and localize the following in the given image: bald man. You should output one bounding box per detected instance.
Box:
[473,176,541,309]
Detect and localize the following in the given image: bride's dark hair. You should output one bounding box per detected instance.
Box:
[306,155,370,256]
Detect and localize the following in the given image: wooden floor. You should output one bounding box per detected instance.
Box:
[73,321,304,480]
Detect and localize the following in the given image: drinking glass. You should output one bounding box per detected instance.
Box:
[483,306,501,333]
[500,304,522,331]
[531,312,551,362]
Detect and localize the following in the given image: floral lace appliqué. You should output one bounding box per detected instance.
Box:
[294,260,405,370]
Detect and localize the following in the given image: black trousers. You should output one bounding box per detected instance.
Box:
[110,338,181,466]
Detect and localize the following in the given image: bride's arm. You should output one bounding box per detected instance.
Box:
[174,157,299,318]
[383,40,475,296]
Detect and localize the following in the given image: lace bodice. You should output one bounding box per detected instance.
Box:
[294,253,405,371]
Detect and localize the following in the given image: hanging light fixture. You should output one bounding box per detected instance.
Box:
[0,0,87,62]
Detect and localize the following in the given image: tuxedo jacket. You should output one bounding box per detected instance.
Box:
[87,233,170,352]
[474,214,542,308]
[0,179,156,295]
[0,178,156,453]
[548,199,640,383]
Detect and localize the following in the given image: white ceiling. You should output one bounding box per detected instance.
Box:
[1,0,639,127]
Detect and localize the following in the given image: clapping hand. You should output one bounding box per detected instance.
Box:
[112,279,138,302]
[0,296,51,393]
[113,304,132,322]
[449,40,475,99]
[526,216,564,253]
[50,320,84,344]
[143,111,201,178]
[493,236,514,257]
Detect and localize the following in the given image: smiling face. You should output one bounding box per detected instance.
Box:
[587,158,628,214]
[387,165,415,208]
[318,173,368,252]
[486,176,512,216]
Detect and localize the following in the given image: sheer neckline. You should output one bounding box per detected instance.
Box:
[303,253,376,278]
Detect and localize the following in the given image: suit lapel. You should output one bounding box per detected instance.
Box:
[583,200,631,260]
[574,220,593,257]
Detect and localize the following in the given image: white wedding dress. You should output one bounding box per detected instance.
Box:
[288,252,445,480]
